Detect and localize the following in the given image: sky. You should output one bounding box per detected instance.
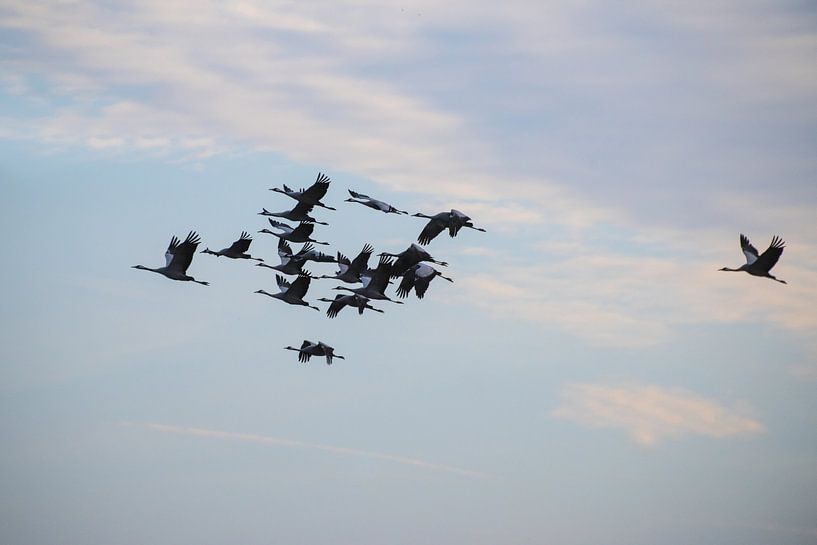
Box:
[1,1,816,543]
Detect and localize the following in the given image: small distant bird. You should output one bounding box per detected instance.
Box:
[132,231,209,285]
[269,172,336,211]
[396,263,453,299]
[345,189,408,214]
[719,234,787,284]
[412,209,486,245]
[333,256,404,304]
[379,243,448,277]
[258,201,329,225]
[256,239,311,276]
[317,243,374,283]
[201,231,263,261]
[259,219,329,245]
[317,294,384,318]
[284,340,345,365]
[255,274,320,310]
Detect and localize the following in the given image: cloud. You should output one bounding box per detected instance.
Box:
[3,0,816,347]
[553,382,764,445]
[122,422,491,479]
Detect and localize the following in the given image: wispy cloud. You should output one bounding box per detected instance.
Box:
[122,422,491,479]
[553,382,764,446]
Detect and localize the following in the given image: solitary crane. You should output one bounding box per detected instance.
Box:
[317,243,374,283]
[379,243,448,277]
[396,263,453,299]
[719,234,787,284]
[333,256,404,304]
[284,340,345,365]
[345,190,408,214]
[255,274,320,310]
[317,294,384,318]
[258,201,328,225]
[201,231,263,261]
[413,209,486,245]
[132,231,209,285]
[269,172,336,211]
[256,240,311,276]
[258,219,329,245]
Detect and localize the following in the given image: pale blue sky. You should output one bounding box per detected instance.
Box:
[2,1,817,544]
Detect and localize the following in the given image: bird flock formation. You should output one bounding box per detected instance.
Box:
[133,173,789,363]
[132,172,486,364]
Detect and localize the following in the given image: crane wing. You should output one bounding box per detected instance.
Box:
[301,172,331,201]
[417,219,447,245]
[754,236,785,272]
[225,231,252,254]
[268,218,292,232]
[290,200,316,216]
[287,274,312,299]
[350,243,374,274]
[278,239,294,265]
[168,231,201,274]
[276,274,291,291]
[740,234,759,265]
[367,256,394,293]
[396,266,416,298]
[290,222,315,238]
[348,189,370,199]
[165,235,181,267]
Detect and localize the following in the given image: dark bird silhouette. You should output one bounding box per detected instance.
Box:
[396,263,453,299]
[413,209,486,245]
[333,256,404,304]
[256,240,312,276]
[269,172,336,211]
[284,340,345,365]
[289,242,337,263]
[132,231,209,285]
[258,201,329,225]
[317,294,384,318]
[379,243,448,277]
[345,189,408,214]
[317,243,374,283]
[201,231,263,261]
[258,219,329,245]
[255,274,320,310]
[719,234,787,284]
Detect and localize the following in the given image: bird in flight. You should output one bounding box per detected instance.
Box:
[269,172,336,211]
[345,189,408,215]
[201,231,263,261]
[132,231,209,285]
[719,234,787,284]
[284,340,346,365]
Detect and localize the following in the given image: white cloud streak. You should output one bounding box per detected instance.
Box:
[122,422,491,479]
[553,382,764,446]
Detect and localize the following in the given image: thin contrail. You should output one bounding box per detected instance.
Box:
[121,422,490,479]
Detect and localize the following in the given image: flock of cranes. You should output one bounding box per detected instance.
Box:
[132,172,488,363]
[133,172,789,363]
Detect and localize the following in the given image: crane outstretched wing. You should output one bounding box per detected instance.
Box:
[290,222,315,239]
[396,267,416,298]
[740,234,759,265]
[226,231,252,254]
[418,219,447,245]
[168,231,201,274]
[301,172,331,201]
[287,275,312,299]
[350,243,374,274]
[754,236,785,272]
